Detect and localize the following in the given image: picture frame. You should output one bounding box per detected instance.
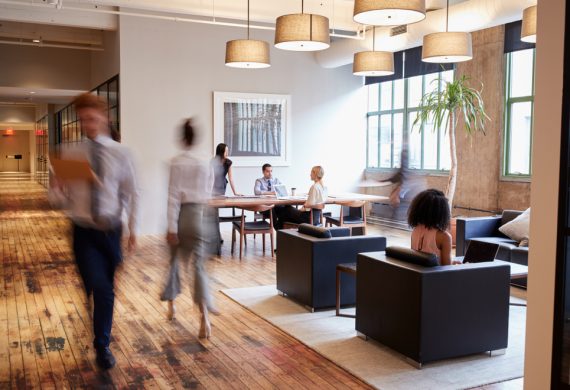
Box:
[213,91,292,167]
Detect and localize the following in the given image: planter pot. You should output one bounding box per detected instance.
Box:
[450,217,457,248]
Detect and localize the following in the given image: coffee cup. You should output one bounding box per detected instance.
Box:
[291,187,297,196]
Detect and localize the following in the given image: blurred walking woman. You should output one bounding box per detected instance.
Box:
[161,119,215,338]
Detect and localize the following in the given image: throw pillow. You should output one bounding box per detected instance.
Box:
[385,246,439,267]
[499,208,530,244]
[298,224,332,239]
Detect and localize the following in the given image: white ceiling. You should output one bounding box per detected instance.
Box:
[0,0,469,33]
[0,87,84,105]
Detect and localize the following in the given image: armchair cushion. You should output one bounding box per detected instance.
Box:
[385,246,439,267]
[329,227,351,238]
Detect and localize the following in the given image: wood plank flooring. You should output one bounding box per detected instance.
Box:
[0,176,523,389]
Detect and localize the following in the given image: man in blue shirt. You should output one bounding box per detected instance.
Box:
[253,164,294,230]
[254,164,282,195]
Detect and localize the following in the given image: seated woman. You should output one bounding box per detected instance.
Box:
[290,166,328,226]
[407,189,453,265]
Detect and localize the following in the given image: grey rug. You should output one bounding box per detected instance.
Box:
[221,285,525,390]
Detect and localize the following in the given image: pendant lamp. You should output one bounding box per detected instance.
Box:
[521,5,537,43]
[353,27,394,76]
[225,0,270,68]
[422,0,472,63]
[353,0,426,26]
[274,0,330,51]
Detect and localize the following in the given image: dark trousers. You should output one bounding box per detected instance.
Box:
[263,205,297,230]
[288,208,323,226]
[73,224,122,349]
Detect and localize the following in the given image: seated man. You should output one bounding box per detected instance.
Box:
[254,163,295,230]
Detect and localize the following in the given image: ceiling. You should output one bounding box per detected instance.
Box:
[0,0,469,34]
[0,87,84,105]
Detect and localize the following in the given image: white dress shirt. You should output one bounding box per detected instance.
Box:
[306,182,328,206]
[49,134,140,233]
[254,177,282,195]
[167,149,214,234]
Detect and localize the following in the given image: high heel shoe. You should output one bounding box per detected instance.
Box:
[167,300,176,320]
[198,316,211,339]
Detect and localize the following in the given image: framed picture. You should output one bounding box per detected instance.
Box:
[214,91,291,167]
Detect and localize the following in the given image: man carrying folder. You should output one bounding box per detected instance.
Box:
[49,93,139,370]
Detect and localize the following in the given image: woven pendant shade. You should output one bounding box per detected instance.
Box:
[353,51,394,76]
[521,5,537,43]
[225,39,270,68]
[353,0,426,26]
[422,32,472,63]
[274,13,330,51]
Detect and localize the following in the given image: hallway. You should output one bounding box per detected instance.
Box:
[0,177,371,389]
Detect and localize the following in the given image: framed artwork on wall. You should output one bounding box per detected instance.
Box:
[213,91,292,167]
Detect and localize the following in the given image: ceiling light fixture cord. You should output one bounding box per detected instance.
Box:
[247,0,250,39]
[372,26,375,51]
[302,0,304,14]
[446,0,449,32]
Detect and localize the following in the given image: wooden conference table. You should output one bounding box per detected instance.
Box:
[209,192,389,208]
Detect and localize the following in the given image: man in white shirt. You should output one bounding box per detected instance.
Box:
[253,163,295,230]
[49,93,139,370]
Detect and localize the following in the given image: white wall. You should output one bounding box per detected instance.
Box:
[0,44,91,90]
[119,15,366,234]
[91,30,120,87]
[524,0,566,387]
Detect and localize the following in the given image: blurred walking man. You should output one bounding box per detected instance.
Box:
[49,93,139,369]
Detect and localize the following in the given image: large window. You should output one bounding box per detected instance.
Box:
[367,70,454,171]
[55,75,120,145]
[504,48,535,177]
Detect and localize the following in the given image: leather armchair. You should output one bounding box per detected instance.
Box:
[356,251,510,367]
[276,228,386,311]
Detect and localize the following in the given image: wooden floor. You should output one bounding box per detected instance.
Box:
[0,176,522,389]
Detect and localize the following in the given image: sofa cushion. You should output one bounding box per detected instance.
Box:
[298,223,331,238]
[499,208,530,243]
[470,237,518,247]
[511,247,529,266]
[385,246,439,267]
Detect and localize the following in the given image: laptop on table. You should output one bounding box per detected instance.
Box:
[457,240,500,263]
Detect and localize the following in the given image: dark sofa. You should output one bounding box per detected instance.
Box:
[356,249,511,367]
[456,210,528,288]
[276,225,386,311]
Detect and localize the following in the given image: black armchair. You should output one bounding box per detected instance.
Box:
[276,226,386,311]
[356,250,510,367]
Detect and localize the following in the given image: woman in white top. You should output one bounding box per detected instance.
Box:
[161,119,216,338]
[291,166,328,226]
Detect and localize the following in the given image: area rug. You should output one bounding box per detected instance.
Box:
[221,285,525,390]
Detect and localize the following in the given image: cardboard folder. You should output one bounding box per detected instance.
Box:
[50,158,98,183]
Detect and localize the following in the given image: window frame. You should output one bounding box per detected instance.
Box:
[502,48,535,180]
[366,70,453,174]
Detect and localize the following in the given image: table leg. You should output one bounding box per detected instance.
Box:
[336,269,340,317]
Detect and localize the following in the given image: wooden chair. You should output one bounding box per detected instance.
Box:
[325,200,367,235]
[231,205,275,260]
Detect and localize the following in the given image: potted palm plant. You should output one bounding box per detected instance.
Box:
[413,74,489,212]
[413,74,489,245]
